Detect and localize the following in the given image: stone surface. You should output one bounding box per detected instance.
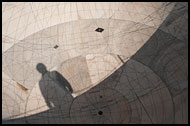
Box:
[2,2,188,124]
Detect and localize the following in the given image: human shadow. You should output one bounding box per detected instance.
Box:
[36,63,73,109]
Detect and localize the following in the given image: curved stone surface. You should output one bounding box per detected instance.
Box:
[2,2,188,124]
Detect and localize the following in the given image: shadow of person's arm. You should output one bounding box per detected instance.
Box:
[39,79,54,109]
[54,71,73,93]
[45,100,53,109]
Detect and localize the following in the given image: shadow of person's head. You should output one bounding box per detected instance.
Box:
[36,63,48,75]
